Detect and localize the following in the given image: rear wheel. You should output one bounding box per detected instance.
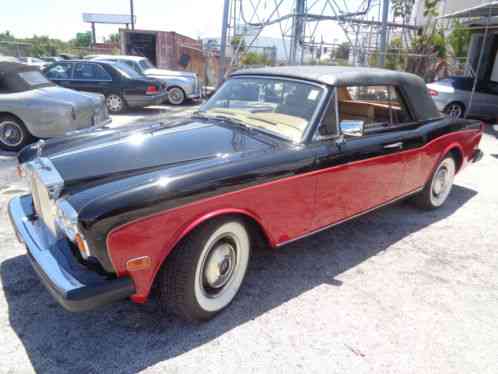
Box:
[444,102,465,119]
[105,94,126,114]
[414,155,456,210]
[167,87,186,105]
[157,217,251,321]
[0,115,33,152]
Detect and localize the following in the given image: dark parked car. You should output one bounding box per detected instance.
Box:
[428,76,498,119]
[8,66,483,321]
[43,60,167,113]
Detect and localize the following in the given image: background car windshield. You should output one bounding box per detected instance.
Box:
[201,77,324,142]
[18,71,51,87]
[113,62,143,79]
[138,59,155,71]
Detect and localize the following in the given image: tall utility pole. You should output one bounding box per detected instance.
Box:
[378,0,390,67]
[130,0,135,30]
[289,0,306,64]
[218,0,231,86]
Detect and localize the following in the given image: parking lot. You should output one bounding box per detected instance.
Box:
[0,104,496,373]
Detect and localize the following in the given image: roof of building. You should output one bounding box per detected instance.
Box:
[231,65,441,121]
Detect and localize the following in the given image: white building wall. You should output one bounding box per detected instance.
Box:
[411,0,484,26]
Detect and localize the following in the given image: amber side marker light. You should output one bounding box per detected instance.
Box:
[16,165,25,178]
[75,234,90,258]
[126,256,152,272]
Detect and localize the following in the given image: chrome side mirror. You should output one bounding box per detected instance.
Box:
[340,120,364,137]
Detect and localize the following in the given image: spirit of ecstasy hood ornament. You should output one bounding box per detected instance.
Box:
[34,139,46,158]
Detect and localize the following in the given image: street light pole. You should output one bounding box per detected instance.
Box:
[130,0,135,30]
[218,0,230,87]
[379,0,390,67]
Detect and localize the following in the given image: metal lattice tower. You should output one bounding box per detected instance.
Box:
[218,0,420,84]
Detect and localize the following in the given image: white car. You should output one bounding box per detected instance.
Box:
[88,55,201,105]
[19,57,49,70]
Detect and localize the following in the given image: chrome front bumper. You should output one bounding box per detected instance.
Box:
[8,195,135,312]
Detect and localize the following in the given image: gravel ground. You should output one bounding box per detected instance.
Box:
[0,117,497,374]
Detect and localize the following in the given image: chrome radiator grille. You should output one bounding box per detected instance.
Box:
[24,157,64,235]
[30,172,58,234]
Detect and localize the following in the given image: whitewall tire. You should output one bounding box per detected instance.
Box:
[158,217,251,321]
[414,155,456,210]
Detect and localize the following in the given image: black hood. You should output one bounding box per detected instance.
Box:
[19,119,278,188]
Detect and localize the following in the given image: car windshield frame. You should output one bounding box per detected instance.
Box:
[199,75,328,143]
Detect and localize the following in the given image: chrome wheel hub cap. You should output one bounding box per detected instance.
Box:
[430,158,455,207]
[433,168,448,196]
[447,105,462,119]
[168,89,184,104]
[0,121,23,147]
[107,95,122,111]
[203,241,236,291]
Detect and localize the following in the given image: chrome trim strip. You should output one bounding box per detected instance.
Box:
[277,187,424,247]
[8,196,84,294]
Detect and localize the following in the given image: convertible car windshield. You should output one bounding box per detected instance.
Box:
[200,77,325,142]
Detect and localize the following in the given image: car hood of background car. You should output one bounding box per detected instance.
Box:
[23,119,278,188]
[144,68,196,79]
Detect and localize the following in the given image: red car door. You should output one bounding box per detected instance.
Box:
[312,132,405,229]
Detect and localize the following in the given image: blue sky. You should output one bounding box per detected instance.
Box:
[1,0,361,43]
[1,0,227,41]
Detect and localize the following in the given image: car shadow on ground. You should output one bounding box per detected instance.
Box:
[1,185,477,373]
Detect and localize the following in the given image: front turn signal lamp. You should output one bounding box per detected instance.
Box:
[126,256,152,272]
[75,233,90,259]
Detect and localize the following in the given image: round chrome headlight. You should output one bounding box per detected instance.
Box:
[55,199,79,240]
[55,199,90,258]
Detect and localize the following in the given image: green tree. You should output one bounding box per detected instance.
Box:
[105,33,120,44]
[73,31,92,48]
[240,51,271,66]
[385,37,406,70]
[392,0,415,21]
[231,35,246,53]
[448,21,471,58]
[406,0,445,79]
[0,31,15,42]
[332,42,351,61]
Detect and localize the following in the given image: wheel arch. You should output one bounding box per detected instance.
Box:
[448,146,464,173]
[0,112,34,148]
[0,112,27,127]
[436,142,464,174]
[146,209,274,299]
[166,208,274,256]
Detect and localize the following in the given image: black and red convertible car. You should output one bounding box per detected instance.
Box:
[8,66,483,321]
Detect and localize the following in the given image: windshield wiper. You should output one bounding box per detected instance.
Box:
[192,112,254,132]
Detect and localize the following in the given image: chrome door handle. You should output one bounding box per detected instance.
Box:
[384,142,403,149]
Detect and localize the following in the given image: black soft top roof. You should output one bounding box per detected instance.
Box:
[0,62,54,92]
[232,66,441,121]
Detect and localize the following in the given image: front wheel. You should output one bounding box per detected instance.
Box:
[444,102,465,119]
[157,217,251,321]
[167,87,186,105]
[0,115,33,152]
[105,94,127,114]
[414,155,456,210]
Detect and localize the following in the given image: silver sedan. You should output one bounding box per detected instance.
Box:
[0,62,110,151]
[427,76,498,119]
